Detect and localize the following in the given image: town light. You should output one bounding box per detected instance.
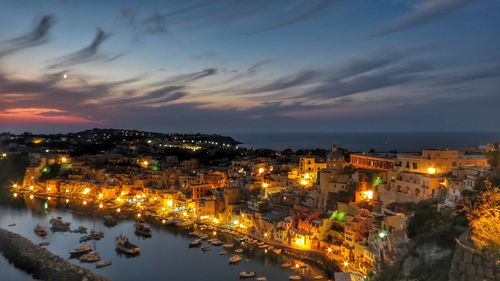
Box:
[304,173,310,179]
[13,192,18,198]
[427,167,437,174]
[61,157,67,163]
[295,237,305,246]
[137,213,141,218]
[30,194,34,200]
[262,182,269,188]
[295,263,300,269]
[300,179,308,186]
[117,208,121,213]
[82,188,90,195]
[98,193,103,198]
[213,231,217,236]
[83,200,87,205]
[327,247,332,253]
[167,199,173,207]
[66,199,69,203]
[362,190,374,200]
[162,219,166,224]
[143,160,149,166]
[65,189,69,193]
[264,233,268,238]
[1,152,7,158]
[258,167,265,174]
[343,261,349,267]
[233,219,239,225]
[29,185,34,190]
[13,183,18,188]
[99,203,103,209]
[47,187,51,192]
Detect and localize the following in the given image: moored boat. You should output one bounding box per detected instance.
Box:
[79,251,100,263]
[49,217,70,231]
[210,239,223,246]
[134,223,152,237]
[175,220,193,227]
[96,260,112,268]
[228,255,242,264]
[189,239,202,248]
[257,277,268,281]
[289,275,302,280]
[313,275,324,280]
[223,243,234,248]
[34,225,47,237]
[38,242,50,246]
[219,250,228,255]
[201,246,211,252]
[273,248,282,255]
[115,235,140,255]
[70,245,93,257]
[103,215,117,227]
[239,271,255,278]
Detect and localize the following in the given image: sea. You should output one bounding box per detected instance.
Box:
[231,132,500,152]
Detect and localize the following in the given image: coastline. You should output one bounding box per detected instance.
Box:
[0,227,109,281]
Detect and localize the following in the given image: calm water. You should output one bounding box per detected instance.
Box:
[0,196,325,281]
[232,132,500,151]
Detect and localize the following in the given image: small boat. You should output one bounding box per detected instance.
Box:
[259,244,268,249]
[201,246,211,252]
[228,255,242,264]
[96,260,112,268]
[89,230,104,240]
[282,262,292,268]
[8,223,16,227]
[240,271,256,279]
[235,248,244,254]
[72,226,87,233]
[257,241,265,246]
[200,234,209,240]
[175,220,193,227]
[219,250,228,255]
[49,217,70,231]
[188,231,198,236]
[211,239,223,246]
[257,277,268,281]
[34,225,47,237]
[115,235,140,255]
[79,251,100,263]
[267,245,274,251]
[289,276,302,280]
[223,243,234,248]
[80,235,90,243]
[273,248,282,255]
[103,215,117,227]
[189,239,202,248]
[244,259,251,263]
[38,242,50,247]
[313,275,324,280]
[134,223,152,237]
[70,245,93,257]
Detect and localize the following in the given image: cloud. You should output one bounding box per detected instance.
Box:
[0,107,97,124]
[380,0,489,35]
[49,28,118,68]
[0,15,56,57]
[160,68,218,85]
[244,69,320,94]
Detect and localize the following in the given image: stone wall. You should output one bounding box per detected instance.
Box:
[448,232,499,281]
[0,227,108,281]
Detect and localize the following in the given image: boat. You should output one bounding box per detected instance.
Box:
[96,260,112,268]
[200,234,209,240]
[70,245,93,257]
[115,235,140,255]
[223,243,234,248]
[134,223,152,237]
[273,248,282,255]
[34,225,47,237]
[239,271,256,278]
[103,215,117,227]
[201,246,211,252]
[79,251,100,263]
[8,223,16,227]
[257,277,268,281]
[49,217,70,231]
[235,248,244,254]
[228,255,242,264]
[289,276,302,280]
[210,239,223,246]
[257,241,265,246]
[313,275,324,280]
[89,230,104,240]
[219,250,228,255]
[38,242,50,246]
[189,239,202,248]
[72,226,87,233]
[175,220,193,227]
[282,262,292,268]
[259,244,268,249]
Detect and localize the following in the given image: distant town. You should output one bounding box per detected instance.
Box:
[1,129,499,280]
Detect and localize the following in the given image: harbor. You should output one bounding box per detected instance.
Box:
[0,196,327,281]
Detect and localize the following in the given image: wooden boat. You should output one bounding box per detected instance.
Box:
[96,260,112,268]
[201,246,211,252]
[239,271,256,278]
[200,234,209,240]
[289,276,302,280]
[115,235,140,255]
[228,255,242,264]
[70,245,92,257]
[313,275,324,280]
[79,251,100,263]
[189,239,202,248]
[38,242,50,246]
[273,248,282,255]
[219,250,228,255]
[210,239,223,246]
[8,224,16,227]
[34,225,47,237]
[223,243,234,248]
[134,223,152,237]
[49,217,70,231]
[235,248,244,254]
[89,230,104,240]
[257,277,268,281]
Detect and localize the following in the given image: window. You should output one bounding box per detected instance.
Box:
[413,163,418,170]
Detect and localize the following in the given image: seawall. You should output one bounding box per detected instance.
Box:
[0,227,109,281]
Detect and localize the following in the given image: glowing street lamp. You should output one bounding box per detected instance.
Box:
[300,179,308,186]
[13,192,18,198]
[343,261,349,267]
[29,194,34,200]
[117,208,121,213]
[427,167,437,174]
[262,182,269,188]
[327,247,332,254]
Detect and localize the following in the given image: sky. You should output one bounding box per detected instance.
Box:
[0,0,500,134]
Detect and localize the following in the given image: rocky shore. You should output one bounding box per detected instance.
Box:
[0,227,109,281]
